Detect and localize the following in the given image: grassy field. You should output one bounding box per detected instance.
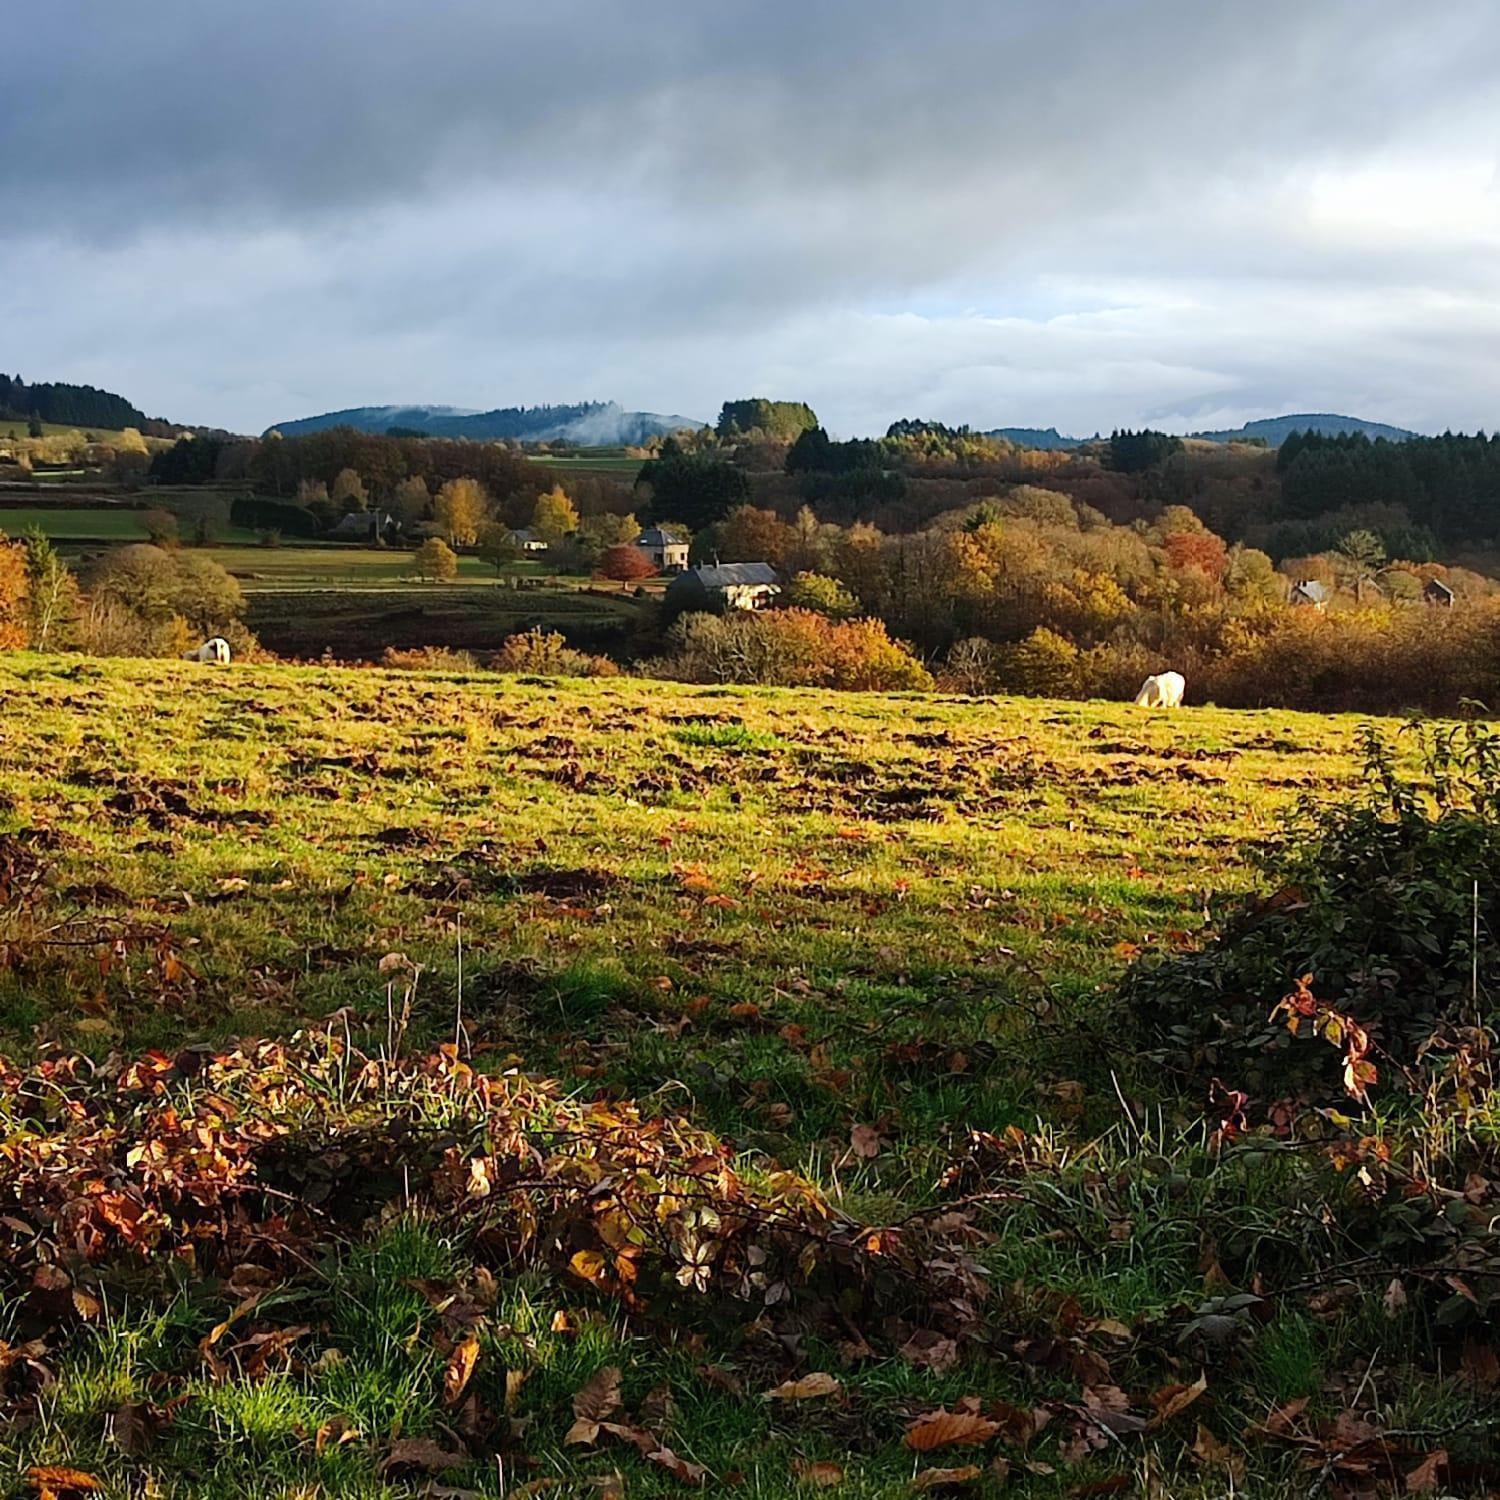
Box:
[216,544,522,588]
[243,580,642,657]
[0,656,1491,1497]
[0,505,154,540]
[532,451,647,478]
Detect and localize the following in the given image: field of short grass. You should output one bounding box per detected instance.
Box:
[214,544,511,587]
[0,505,154,540]
[0,656,1492,1498]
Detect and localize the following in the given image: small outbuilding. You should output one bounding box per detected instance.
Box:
[635,526,690,572]
[1424,577,1455,608]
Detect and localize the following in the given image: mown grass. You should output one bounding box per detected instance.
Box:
[0,654,1484,1496]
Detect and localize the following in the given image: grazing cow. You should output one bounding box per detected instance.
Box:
[1133,671,1184,708]
[184,637,232,665]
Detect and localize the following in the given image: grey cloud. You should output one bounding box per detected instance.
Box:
[2,0,1498,434]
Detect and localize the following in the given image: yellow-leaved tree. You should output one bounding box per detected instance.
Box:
[433,477,488,546]
[530,486,579,546]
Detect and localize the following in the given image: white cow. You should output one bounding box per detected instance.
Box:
[184,637,232,665]
[1133,671,1184,708]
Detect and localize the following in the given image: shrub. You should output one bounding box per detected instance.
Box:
[1126,721,1500,1105]
[0,538,28,649]
[87,544,244,637]
[491,628,618,678]
[412,537,459,582]
[381,645,478,673]
[659,608,932,691]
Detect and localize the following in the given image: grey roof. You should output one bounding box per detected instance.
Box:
[635,526,684,546]
[1290,579,1330,603]
[330,510,391,535]
[681,562,779,588]
[1425,577,1455,598]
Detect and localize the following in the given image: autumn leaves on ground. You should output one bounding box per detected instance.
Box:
[1,653,1496,1499]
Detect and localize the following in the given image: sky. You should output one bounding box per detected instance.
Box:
[3,0,1499,438]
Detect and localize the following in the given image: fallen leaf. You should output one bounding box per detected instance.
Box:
[792,1459,845,1487]
[1256,1396,1310,1439]
[1405,1449,1447,1494]
[1191,1424,1233,1467]
[910,1466,981,1490]
[647,1444,707,1484]
[315,1416,361,1455]
[850,1124,881,1158]
[765,1373,841,1400]
[378,1438,469,1476]
[26,1469,104,1496]
[904,1410,1001,1452]
[1383,1278,1408,1318]
[442,1334,481,1408]
[1147,1372,1207,1427]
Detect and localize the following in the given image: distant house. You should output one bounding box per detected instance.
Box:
[635,526,689,572]
[508,528,550,554]
[666,562,780,614]
[330,510,397,544]
[1424,577,1455,608]
[1288,579,1331,610]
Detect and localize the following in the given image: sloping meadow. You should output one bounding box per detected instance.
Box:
[0,654,1495,1497]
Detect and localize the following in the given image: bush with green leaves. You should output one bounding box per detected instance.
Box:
[1126,721,1500,1104]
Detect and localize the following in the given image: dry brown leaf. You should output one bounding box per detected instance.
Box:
[1147,1372,1207,1427]
[1190,1424,1233,1467]
[575,1365,624,1421]
[647,1444,707,1485]
[378,1438,470,1476]
[850,1124,881,1158]
[1257,1396,1310,1438]
[765,1372,841,1400]
[442,1334,481,1408]
[792,1459,845,1487]
[910,1465,982,1490]
[1405,1450,1448,1494]
[26,1470,104,1496]
[904,1411,1001,1452]
[315,1416,361,1455]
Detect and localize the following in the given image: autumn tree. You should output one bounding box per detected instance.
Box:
[413,537,458,581]
[434,476,489,546]
[531,486,580,546]
[141,508,179,547]
[0,538,28,648]
[596,544,657,589]
[784,571,860,617]
[22,529,80,650]
[392,475,430,529]
[331,468,369,513]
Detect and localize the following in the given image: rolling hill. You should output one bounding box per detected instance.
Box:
[984,413,1418,449]
[266,400,706,444]
[1186,412,1418,444]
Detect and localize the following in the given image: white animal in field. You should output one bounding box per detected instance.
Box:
[184,637,232,665]
[1133,671,1184,708]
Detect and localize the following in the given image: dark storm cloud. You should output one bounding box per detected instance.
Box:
[2,0,1498,433]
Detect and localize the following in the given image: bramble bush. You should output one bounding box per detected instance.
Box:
[1126,720,1500,1104]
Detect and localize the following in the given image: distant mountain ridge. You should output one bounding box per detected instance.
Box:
[984,426,1091,450]
[1186,413,1418,445]
[982,413,1417,450]
[266,401,706,445]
